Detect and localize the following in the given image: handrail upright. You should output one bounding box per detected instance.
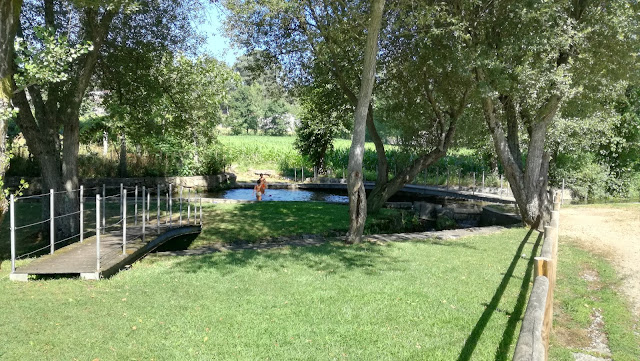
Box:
[96,194,101,272]
[50,189,54,254]
[142,186,146,241]
[102,184,106,234]
[80,186,84,243]
[134,185,138,226]
[157,184,160,233]
[10,194,16,273]
[122,189,127,255]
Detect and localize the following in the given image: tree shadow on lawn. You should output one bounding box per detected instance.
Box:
[198,202,352,244]
[457,227,542,361]
[165,241,401,276]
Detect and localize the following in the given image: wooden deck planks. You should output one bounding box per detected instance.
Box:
[12,216,201,279]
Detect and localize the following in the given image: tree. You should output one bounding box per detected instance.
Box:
[11,0,205,235]
[294,84,351,171]
[365,1,474,212]
[458,0,640,226]
[222,0,475,215]
[0,0,23,266]
[346,0,385,243]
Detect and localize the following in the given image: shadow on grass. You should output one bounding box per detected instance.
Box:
[197,202,351,244]
[166,241,399,276]
[456,228,541,361]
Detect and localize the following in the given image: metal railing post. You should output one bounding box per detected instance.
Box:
[165,192,169,225]
[80,186,84,243]
[169,184,173,228]
[179,186,183,226]
[142,186,146,241]
[157,184,160,232]
[122,189,127,255]
[561,178,565,205]
[102,184,106,234]
[50,189,55,254]
[199,197,202,226]
[446,169,449,190]
[500,175,504,198]
[96,194,101,272]
[120,183,124,221]
[147,191,150,223]
[10,195,16,273]
[473,172,476,195]
[187,189,191,225]
[193,195,196,224]
[134,185,138,226]
[482,171,485,192]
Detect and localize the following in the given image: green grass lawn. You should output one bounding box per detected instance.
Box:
[0,215,541,360]
[1,200,637,360]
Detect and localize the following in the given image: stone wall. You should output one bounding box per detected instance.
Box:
[480,206,522,226]
[4,173,236,195]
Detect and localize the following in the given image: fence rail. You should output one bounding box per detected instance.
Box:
[8,183,203,276]
[513,192,561,361]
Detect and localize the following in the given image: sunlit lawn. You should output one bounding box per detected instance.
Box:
[0,217,540,360]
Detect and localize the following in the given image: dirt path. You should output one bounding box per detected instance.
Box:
[560,205,640,317]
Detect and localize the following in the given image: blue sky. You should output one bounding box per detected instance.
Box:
[197,3,242,66]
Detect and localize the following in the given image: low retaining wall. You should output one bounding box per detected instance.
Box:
[480,206,522,226]
[4,174,236,195]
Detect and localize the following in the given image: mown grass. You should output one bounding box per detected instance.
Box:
[550,238,640,361]
[194,202,399,247]
[0,212,541,360]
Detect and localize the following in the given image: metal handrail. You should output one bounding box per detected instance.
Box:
[9,183,204,277]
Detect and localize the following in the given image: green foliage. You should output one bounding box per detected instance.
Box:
[14,26,93,88]
[552,153,610,201]
[294,85,351,171]
[435,215,457,231]
[224,52,298,136]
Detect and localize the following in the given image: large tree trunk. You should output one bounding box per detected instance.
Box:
[477,70,560,227]
[0,0,23,268]
[346,0,385,244]
[11,6,115,240]
[367,119,458,213]
[367,86,468,213]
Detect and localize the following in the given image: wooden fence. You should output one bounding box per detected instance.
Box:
[513,192,561,361]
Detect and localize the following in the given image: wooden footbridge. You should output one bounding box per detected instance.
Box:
[8,184,203,281]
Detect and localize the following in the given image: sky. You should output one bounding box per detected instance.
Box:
[197,3,242,66]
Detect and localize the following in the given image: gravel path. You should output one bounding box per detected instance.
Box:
[560,205,640,318]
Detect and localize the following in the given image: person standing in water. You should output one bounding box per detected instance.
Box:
[259,173,267,196]
[254,179,263,201]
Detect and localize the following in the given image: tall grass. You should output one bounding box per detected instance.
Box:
[219,135,506,186]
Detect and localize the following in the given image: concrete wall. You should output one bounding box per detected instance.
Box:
[4,173,236,195]
[480,206,522,226]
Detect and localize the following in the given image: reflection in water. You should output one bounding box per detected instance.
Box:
[207,188,349,203]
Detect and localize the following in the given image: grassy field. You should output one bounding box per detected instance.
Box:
[0,228,539,360]
[1,202,637,360]
[219,135,503,186]
[0,200,543,360]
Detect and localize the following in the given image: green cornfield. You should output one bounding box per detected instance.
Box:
[219,135,505,186]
